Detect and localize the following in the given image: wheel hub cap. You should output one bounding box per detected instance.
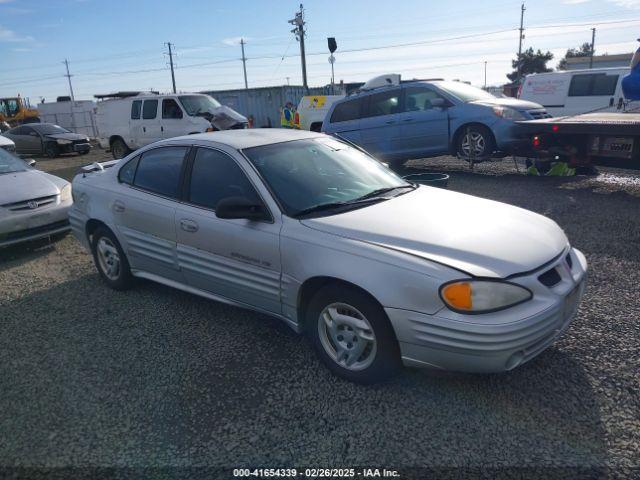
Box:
[461,132,486,157]
[318,303,377,371]
[96,237,120,281]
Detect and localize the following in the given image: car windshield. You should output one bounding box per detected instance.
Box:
[0,148,28,174]
[178,95,222,115]
[434,81,497,102]
[243,137,412,217]
[34,124,70,135]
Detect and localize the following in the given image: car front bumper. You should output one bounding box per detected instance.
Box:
[60,142,91,154]
[386,247,588,373]
[0,200,71,248]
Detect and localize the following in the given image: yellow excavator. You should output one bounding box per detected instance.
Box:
[0,95,40,127]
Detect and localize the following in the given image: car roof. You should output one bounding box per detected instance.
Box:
[170,128,325,150]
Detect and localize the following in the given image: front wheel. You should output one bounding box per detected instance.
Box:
[456,125,495,162]
[44,142,59,158]
[90,227,133,290]
[307,284,401,383]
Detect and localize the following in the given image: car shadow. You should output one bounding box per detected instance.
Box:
[0,273,609,473]
[0,233,68,267]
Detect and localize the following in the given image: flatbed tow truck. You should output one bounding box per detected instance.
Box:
[518,111,640,170]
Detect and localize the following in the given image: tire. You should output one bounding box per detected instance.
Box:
[111,137,130,160]
[456,125,495,162]
[307,284,401,384]
[90,226,133,290]
[44,142,58,158]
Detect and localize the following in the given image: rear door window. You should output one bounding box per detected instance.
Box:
[330,98,363,123]
[142,99,158,120]
[362,89,401,118]
[133,146,188,198]
[131,100,142,119]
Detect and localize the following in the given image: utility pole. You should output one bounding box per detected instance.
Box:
[63,59,75,101]
[240,38,249,89]
[484,61,488,89]
[589,28,597,69]
[289,4,308,93]
[166,42,177,93]
[516,3,526,86]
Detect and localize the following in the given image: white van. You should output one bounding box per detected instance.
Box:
[294,94,344,131]
[95,92,247,158]
[519,68,639,117]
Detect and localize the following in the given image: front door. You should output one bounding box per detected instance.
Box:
[112,145,189,282]
[358,88,403,159]
[161,98,186,140]
[397,86,450,157]
[174,147,282,314]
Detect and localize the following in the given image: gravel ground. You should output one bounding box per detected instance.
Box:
[1,150,639,478]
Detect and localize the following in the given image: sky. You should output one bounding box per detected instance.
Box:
[1,0,640,102]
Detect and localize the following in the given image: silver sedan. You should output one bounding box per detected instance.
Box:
[0,148,72,248]
[69,129,587,383]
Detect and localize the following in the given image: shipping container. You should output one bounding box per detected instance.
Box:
[37,100,98,138]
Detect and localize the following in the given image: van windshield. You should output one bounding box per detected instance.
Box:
[434,81,497,102]
[178,95,222,116]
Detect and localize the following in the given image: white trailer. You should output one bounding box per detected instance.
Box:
[37,100,98,138]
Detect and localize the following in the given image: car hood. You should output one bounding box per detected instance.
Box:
[301,186,567,278]
[45,133,88,141]
[0,135,14,147]
[201,106,248,130]
[0,170,66,204]
[471,97,543,111]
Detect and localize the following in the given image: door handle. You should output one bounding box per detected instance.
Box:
[609,97,614,107]
[385,120,396,125]
[143,126,146,133]
[112,201,125,213]
[180,219,199,233]
[161,126,164,132]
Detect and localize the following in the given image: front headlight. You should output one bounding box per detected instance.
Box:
[60,184,72,202]
[57,139,73,145]
[492,106,526,121]
[440,280,532,314]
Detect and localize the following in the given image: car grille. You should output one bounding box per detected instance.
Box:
[1,219,70,242]
[2,194,58,211]
[528,109,553,120]
[538,267,562,287]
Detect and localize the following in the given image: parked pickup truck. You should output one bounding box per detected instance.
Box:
[518,112,640,169]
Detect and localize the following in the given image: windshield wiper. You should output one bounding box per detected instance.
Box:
[356,185,415,201]
[293,197,388,218]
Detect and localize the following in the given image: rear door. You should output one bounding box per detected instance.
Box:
[128,100,144,148]
[397,86,450,157]
[112,145,189,282]
[174,147,282,314]
[358,88,403,158]
[6,126,41,153]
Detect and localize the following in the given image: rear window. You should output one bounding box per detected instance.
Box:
[330,98,362,123]
[568,74,619,97]
[142,99,158,119]
[133,147,187,198]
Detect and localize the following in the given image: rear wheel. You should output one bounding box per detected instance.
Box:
[456,125,495,162]
[90,226,133,290]
[111,137,130,159]
[307,284,401,383]
[44,142,58,158]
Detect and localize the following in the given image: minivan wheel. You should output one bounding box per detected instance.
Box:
[457,125,495,161]
[111,137,130,160]
[307,284,401,383]
[90,226,133,290]
[44,142,59,158]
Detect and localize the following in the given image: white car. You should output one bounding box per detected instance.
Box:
[69,129,587,383]
[0,134,16,153]
[0,148,72,247]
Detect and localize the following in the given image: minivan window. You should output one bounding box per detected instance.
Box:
[363,89,401,118]
[131,100,142,119]
[162,98,183,119]
[142,99,158,120]
[133,147,187,197]
[330,98,362,123]
[188,148,260,210]
[568,74,619,97]
[403,87,443,112]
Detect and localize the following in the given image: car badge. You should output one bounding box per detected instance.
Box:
[27,201,38,209]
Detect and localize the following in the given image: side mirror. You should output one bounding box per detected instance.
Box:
[25,158,36,167]
[216,196,268,221]
[431,98,449,109]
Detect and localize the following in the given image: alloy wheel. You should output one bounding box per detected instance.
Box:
[96,237,121,281]
[318,302,377,371]
[461,131,486,157]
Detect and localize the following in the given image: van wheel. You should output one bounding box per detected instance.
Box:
[457,125,495,161]
[307,284,401,384]
[90,227,133,290]
[111,138,130,159]
[44,143,59,158]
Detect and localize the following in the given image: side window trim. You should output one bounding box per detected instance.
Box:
[182,145,274,223]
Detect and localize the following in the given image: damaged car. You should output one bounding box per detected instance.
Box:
[2,123,91,158]
[94,92,247,159]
